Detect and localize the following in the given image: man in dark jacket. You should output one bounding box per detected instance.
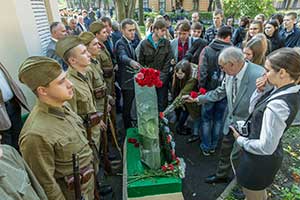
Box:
[137,19,173,112]
[280,12,300,47]
[204,9,225,44]
[116,19,141,130]
[198,26,232,155]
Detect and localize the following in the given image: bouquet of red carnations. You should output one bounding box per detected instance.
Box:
[135,68,163,88]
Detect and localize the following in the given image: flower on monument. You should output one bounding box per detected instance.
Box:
[170,149,176,160]
[134,67,163,88]
[190,91,199,99]
[128,138,137,144]
[159,112,164,119]
[199,87,207,95]
[168,164,175,171]
[134,142,140,148]
[167,135,172,144]
[161,165,168,172]
[175,157,180,165]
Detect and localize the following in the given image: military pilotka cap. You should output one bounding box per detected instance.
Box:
[56,36,82,59]
[19,56,62,91]
[89,21,106,34]
[79,32,96,45]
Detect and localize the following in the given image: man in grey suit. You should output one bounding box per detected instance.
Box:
[46,22,68,71]
[185,47,265,184]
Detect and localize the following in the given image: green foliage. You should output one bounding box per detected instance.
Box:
[281,184,300,200]
[223,0,276,19]
[199,12,213,21]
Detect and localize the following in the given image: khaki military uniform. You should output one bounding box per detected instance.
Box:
[97,42,115,96]
[19,101,94,200]
[86,58,107,113]
[67,67,101,148]
[0,144,47,200]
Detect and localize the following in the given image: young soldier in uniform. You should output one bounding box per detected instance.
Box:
[89,21,117,137]
[89,21,115,99]
[79,31,107,113]
[18,56,95,200]
[56,36,105,149]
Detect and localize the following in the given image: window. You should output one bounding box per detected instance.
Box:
[159,0,166,10]
[31,0,51,55]
[143,0,149,8]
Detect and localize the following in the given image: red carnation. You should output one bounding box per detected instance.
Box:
[159,112,164,119]
[134,142,140,148]
[161,165,167,172]
[156,80,163,88]
[170,149,176,160]
[190,91,199,99]
[168,164,175,171]
[136,72,144,80]
[175,157,180,165]
[128,138,137,144]
[167,135,172,144]
[199,87,207,95]
[140,68,147,73]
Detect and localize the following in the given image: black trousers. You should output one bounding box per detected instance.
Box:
[121,89,136,130]
[156,82,169,112]
[0,98,22,151]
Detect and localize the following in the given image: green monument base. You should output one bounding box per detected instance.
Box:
[125,128,182,198]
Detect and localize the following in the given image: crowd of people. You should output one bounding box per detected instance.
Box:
[1,6,300,200]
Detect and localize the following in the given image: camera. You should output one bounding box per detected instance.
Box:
[232,120,251,137]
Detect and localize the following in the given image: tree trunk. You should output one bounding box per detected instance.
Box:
[286,0,292,9]
[215,0,222,9]
[207,0,213,11]
[98,0,101,9]
[115,0,136,22]
[138,0,144,25]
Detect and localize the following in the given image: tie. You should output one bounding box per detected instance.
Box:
[232,76,238,103]
[129,42,136,59]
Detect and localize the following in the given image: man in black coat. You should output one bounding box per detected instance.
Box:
[115,19,142,130]
[137,19,173,112]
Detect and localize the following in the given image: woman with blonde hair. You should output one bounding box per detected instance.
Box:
[243,37,266,66]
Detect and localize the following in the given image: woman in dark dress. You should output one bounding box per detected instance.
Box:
[230,48,300,200]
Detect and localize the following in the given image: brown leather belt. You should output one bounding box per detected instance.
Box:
[65,165,94,191]
[102,68,114,78]
[94,87,106,99]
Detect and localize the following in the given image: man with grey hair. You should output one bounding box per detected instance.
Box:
[185,46,265,184]
[46,22,68,70]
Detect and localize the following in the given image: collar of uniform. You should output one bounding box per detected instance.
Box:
[68,67,88,82]
[37,100,65,119]
[90,58,98,65]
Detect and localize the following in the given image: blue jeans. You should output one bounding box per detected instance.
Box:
[200,98,227,151]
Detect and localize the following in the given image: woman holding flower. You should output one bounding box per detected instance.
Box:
[171,60,202,142]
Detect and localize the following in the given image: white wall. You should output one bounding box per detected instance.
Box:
[0,0,60,109]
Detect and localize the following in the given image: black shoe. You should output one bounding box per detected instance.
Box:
[100,184,113,196]
[176,126,192,135]
[187,135,200,143]
[204,174,230,184]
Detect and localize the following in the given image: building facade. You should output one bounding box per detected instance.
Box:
[273,0,300,10]
[144,0,210,12]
